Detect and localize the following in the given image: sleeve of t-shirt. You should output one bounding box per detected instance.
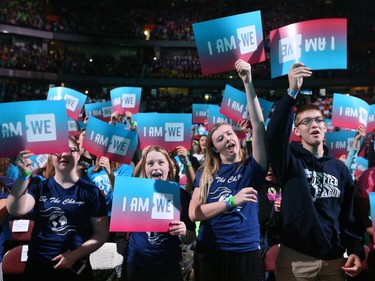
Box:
[118,164,134,177]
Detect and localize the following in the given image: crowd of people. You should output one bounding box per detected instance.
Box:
[0,0,374,106]
[0,59,373,281]
[0,0,373,119]
[1,0,374,40]
[0,1,374,281]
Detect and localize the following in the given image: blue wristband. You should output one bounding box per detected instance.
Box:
[224,197,232,208]
[287,88,299,99]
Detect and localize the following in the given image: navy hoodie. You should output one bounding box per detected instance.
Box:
[266,94,364,260]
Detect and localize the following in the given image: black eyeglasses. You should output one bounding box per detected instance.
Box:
[296,117,325,127]
[52,147,79,157]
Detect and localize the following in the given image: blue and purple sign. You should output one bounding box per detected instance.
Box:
[110,176,180,232]
[0,100,69,157]
[325,130,361,159]
[270,18,347,78]
[85,101,112,123]
[220,84,273,125]
[110,87,142,115]
[67,118,80,137]
[193,10,265,75]
[206,104,245,138]
[192,103,209,124]
[136,113,192,151]
[332,93,375,133]
[83,116,138,164]
[47,87,87,120]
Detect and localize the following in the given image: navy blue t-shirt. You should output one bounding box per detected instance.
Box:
[194,157,266,252]
[27,177,107,262]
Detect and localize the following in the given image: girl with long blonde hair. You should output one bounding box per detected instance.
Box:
[189,59,268,281]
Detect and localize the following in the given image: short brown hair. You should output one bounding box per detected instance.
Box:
[294,104,324,127]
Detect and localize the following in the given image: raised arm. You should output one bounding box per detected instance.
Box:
[266,63,312,182]
[132,145,151,177]
[98,156,115,190]
[7,150,36,216]
[345,126,365,175]
[175,146,196,194]
[235,59,267,170]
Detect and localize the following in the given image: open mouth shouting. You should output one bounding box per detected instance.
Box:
[226,141,236,153]
[151,171,163,180]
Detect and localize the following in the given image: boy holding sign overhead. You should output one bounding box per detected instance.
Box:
[266,62,364,280]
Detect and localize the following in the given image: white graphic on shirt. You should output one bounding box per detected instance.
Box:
[215,173,243,184]
[210,186,231,201]
[209,186,243,214]
[91,174,111,196]
[146,232,168,245]
[304,169,341,201]
[40,206,76,235]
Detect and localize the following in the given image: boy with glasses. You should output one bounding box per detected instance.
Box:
[266,62,364,280]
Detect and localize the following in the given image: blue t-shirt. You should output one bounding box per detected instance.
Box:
[86,164,133,216]
[27,177,107,262]
[194,157,266,252]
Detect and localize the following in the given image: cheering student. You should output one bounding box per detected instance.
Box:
[7,137,109,281]
[189,59,268,281]
[266,62,364,280]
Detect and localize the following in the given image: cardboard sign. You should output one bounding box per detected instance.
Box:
[83,116,138,164]
[47,87,87,120]
[85,101,113,123]
[193,10,265,75]
[220,84,273,124]
[110,177,180,232]
[332,93,375,132]
[110,87,142,115]
[136,113,192,150]
[270,18,347,78]
[0,100,69,157]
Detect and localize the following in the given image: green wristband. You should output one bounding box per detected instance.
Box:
[20,170,32,177]
[229,195,236,208]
